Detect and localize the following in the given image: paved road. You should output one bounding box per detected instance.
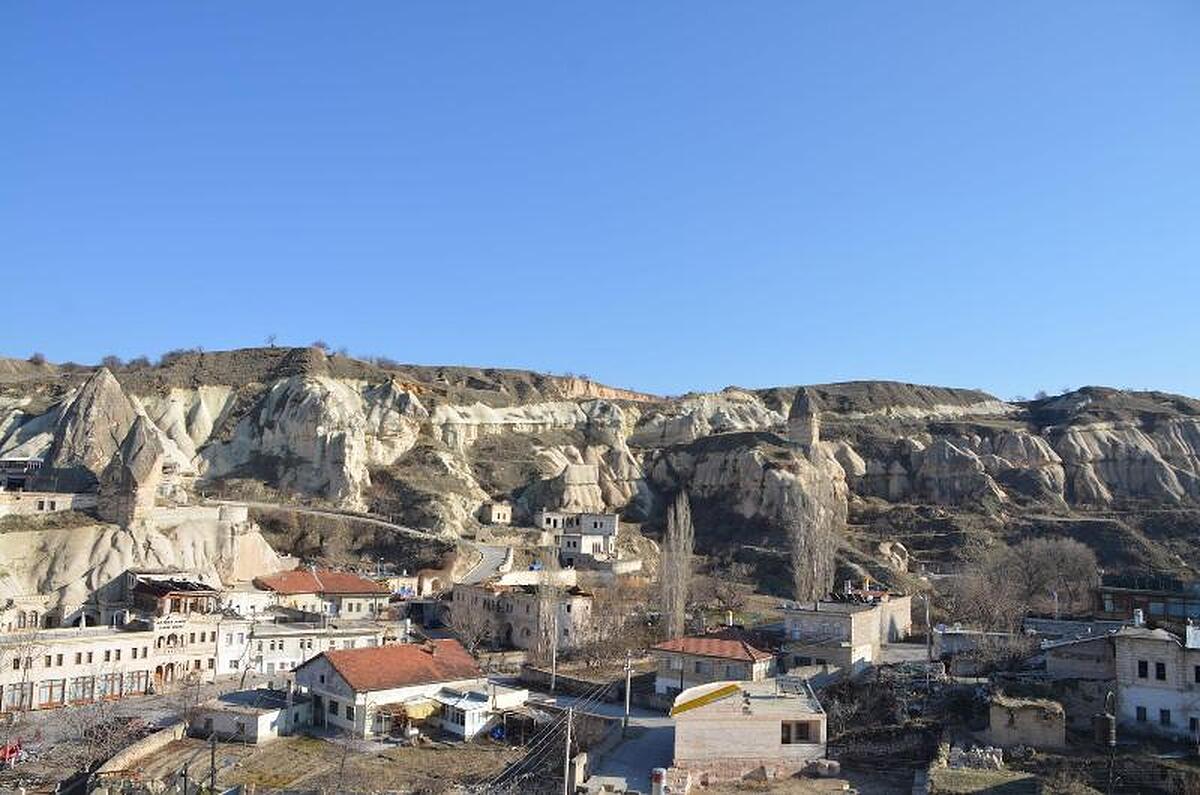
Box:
[523,689,672,794]
[460,544,509,584]
[210,500,435,542]
[210,500,515,585]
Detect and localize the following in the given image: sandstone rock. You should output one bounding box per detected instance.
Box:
[628,389,784,447]
[97,417,165,527]
[45,369,140,488]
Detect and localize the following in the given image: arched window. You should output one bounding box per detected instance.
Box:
[17,612,26,629]
[28,611,38,628]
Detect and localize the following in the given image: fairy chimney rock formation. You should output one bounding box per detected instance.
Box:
[98,416,165,527]
[788,388,821,449]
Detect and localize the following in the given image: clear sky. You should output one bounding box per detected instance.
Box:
[2,3,1198,399]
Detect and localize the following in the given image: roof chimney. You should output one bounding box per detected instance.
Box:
[1132,609,1145,628]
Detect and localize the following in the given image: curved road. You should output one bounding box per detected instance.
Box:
[209,500,509,584]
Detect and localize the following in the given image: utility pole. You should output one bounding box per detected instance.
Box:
[209,733,217,792]
[623,650,632,736]
[181,763,189,795]
[550,609,558,693]
[562,707,573,795]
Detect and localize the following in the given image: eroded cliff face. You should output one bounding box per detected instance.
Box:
[3,351,1200,555]
[0,508,290,616]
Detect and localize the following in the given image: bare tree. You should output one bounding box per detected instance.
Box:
[27,352,46,366]
[448,600,498,654]
[100,355,123,371]
[947,543,1030,632]
[780,485,840,603]
[660,491,695,639]
[973,537,1098,620]
[532,564,563,666]
[55,668,144,775]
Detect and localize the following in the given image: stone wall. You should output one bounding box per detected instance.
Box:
[0,491,96,517]
[94,721,186,777]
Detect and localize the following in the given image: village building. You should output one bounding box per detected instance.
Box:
[0,490,96,518]
[480,501,512,525]
[1097,574,1200,632]
[985,696,1066,750]
[0,625,159,712]
[1044,633,1118,680]
[0,457,43,492]
[253,569,390,619]
[1112,622,1200,740]
[531,510,620,567]
[533,510,619,535]
[782,592,912,675]
[651,634,776,697]
[449,581,594,651]
[293,639,499,739]
[671,677,827,783]
[215,617,387,676]
[188,688,313,743]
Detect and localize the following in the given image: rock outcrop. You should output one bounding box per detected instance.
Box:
[98,416,165,527]
[45,369,140,489]
[4,351,1200,559]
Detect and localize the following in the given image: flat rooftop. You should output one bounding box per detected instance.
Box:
[673,677,824,717]
[201,688,312,715]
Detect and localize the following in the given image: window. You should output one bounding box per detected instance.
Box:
[1156,662,1167,681]
[86,652,93,664]
[781,721,812,744]
[1161,709,1172,726]
[694,661,704,674]
[328,699,338,714]
[1138,660,1148,679]
[1191,717,1199,734]
[104,650,111,663]
[55,654,63,666]
[319,674,326,684]
[1194,665,1200,684]
[114,649,121,661]
[1136,706,1147,722]
[345,705,355,721]
[11,659,19,671]
[1149,602,1165,616]
[131,648,138,659]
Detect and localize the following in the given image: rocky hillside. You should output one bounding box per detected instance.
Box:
[3,348,1199,584]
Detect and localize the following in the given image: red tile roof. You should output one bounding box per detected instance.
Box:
[312,640,481,692]
[652,634,774,663]
[254,569,389,596]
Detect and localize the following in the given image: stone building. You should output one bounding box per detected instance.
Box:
[652,633,776,696]
[449,581,595,652]
[293,640,483,738]
[253,569,390,619]
[782,594,911,675]
[480,501,512,525]
[671,678,826,784]
[985,696,1066,749]
[215,617,386,677]
[1112,623,1200,739]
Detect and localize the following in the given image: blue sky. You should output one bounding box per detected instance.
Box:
[2,3,1198,398]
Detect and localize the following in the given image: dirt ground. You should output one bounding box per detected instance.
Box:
[133,734,520,793]
[700,768,914,794]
